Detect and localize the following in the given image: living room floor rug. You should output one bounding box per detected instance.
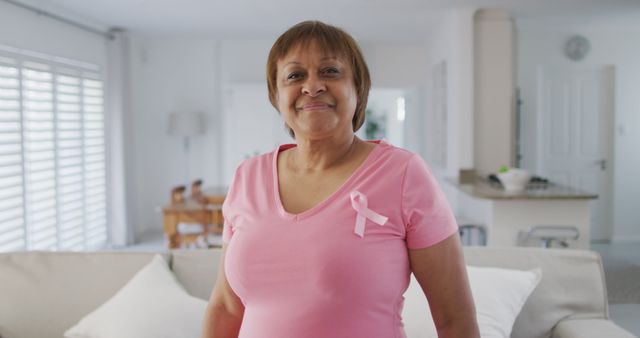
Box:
[604,261,640,304]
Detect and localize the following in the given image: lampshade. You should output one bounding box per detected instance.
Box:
[167,111,205,136]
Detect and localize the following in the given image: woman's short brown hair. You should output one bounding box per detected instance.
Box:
[266,20,371,138]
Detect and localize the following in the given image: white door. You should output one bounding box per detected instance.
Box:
[536,66,614,241]
[222,84,291,184]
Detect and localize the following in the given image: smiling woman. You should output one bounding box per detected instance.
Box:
[201,20,479,338]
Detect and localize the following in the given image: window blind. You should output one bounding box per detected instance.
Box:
[0,50,107,252]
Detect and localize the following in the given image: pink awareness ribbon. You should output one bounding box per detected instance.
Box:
[350,190,388,238]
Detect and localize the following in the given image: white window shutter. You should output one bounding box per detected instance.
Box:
[57,70,84,250]
[23,61,58,250]
[0,49,108,252]
[82,76,106,249]
[0,57,26,251]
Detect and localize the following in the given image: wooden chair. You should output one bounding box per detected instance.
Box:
[163,180,227,248]
[191,179,203,196]
[171,185,186,203]
[164,183,209,249]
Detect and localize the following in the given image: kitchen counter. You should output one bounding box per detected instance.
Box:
[445,178,598,200]
[446,178,595,249]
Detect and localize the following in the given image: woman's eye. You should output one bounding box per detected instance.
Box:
[322,67,340,75]
[287,72,302,80]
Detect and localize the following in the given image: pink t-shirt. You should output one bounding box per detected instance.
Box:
[222,140,458,338]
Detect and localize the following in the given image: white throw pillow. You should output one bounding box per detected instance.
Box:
[65,255,207,338]
[402,266,542,338]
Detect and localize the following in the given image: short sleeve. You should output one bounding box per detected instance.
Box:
[402,154,458,249]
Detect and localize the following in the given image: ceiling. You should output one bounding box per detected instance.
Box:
[8,0,640,41]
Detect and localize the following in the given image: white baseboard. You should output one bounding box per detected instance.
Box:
[610,236,640,244]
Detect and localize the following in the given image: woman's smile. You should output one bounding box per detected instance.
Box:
[298,101,335,112]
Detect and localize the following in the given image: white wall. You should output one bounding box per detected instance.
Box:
[128,38,220,238]
[219,39,274,84]
[0,2,107,67]
[423,9,476,177]
[517,21,640,242]
[360,43,428,88]
[422,9,476,215]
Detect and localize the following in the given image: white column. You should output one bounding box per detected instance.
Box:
[106,28,134,246]
[474,9,516,176]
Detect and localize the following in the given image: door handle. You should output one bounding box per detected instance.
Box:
[594,159,606,170]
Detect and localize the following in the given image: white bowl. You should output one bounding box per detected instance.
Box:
[497,168,531,192]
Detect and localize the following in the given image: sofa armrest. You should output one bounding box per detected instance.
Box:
[551,318,636,338]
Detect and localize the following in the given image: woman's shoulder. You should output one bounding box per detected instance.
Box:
[226,145,285,199]
[369,141,438,181]
[374,140,421,164]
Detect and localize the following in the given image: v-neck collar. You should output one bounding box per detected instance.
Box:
[272,140,388,221]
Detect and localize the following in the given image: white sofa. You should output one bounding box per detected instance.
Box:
[0,247,635,338]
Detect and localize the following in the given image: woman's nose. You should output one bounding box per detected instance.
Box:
[301,75,326,97]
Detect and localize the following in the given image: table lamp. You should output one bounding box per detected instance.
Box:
[167,111,205,187]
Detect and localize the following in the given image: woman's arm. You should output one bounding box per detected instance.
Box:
[201,244,245,338]
[409,233,480,338]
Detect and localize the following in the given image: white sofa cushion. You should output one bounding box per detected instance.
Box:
[402,266,541,338]
[64,254,207,338]
[0,251,162,338]
[469,266,542,337]
[171,249,222,300]
[464,247,608,338]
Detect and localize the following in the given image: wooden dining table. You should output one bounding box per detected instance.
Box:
[162,186,227,249]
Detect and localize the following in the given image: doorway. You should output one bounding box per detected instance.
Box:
[362,88,406,147]
[536,65,615,242]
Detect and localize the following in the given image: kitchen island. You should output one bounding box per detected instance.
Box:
[447,178,597,249]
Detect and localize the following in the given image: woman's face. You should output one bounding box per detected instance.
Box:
[275,40,357,141]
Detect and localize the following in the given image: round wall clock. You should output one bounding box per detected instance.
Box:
[564,35,590,61]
